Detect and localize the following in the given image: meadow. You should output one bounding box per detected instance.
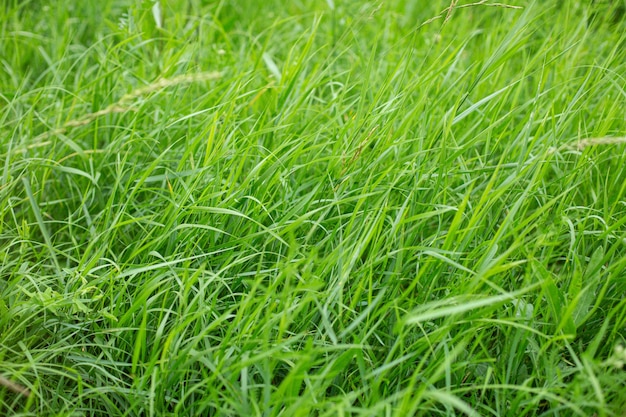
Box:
[1,0,626,415]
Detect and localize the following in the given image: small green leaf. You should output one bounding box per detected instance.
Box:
[0,299,9,318]
[262,53,282,82]
[567,256,583,303]
[151,0,162,29]
[543,275,575,336]
[572,247,605,327]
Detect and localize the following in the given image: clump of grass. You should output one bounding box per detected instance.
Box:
[1,0,625,415]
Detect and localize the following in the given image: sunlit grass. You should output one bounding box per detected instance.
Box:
[1,0,625,415]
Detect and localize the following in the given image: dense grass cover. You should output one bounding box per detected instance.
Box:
[1,0,626,415]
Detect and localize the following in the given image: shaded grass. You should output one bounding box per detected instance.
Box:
[1,0,626,415]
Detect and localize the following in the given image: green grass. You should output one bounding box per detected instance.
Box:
[1,0,626,415]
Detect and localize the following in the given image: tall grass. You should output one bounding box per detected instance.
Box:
[1,0,625,415]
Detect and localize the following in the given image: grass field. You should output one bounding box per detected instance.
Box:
[1,0,626,415]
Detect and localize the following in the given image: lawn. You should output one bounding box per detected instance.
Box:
[1,0,626,415]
